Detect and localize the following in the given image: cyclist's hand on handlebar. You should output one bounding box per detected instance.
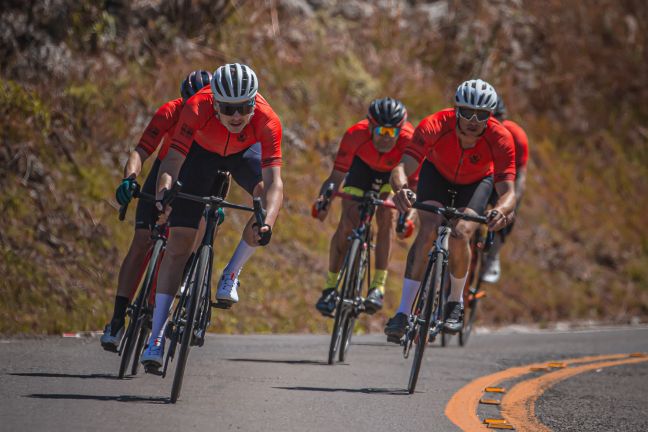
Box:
[312,196,329,221]
[486,208,510,231]
[393,188,416,213]
[253,222,273,246]
[116,178,137,206]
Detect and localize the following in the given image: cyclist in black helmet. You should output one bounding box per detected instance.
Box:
[313,97,418,317]
[101,70,212,352]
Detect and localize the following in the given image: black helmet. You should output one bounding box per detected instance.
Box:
[368,97,407,127]
[181,70,213,101]
[493,97,507,121]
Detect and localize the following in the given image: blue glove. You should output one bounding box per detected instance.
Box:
[115,178,136,206]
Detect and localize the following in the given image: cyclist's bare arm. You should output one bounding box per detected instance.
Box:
[489,180,516,231]
[123,147,150,179]
[260,165,283,228]
[155,148,186,201]
[515,166,527,204]
[314,169,345,221]
[390,154,419,213]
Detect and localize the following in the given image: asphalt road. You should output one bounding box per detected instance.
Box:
[1,326,647,432]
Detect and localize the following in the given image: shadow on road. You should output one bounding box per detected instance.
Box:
[274,386,408,395]
[25,393,169,404]
[227,358,329,366]
[10,372,131,380]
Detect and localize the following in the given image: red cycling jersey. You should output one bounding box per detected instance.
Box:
[405,108,516,185]
[333,119,417,178]
[169,89,282,168]
[135,98,183,161]
[502,119,529,170]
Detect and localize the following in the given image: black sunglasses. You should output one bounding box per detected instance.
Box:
[218,101,255,116]
[457,107,490,122]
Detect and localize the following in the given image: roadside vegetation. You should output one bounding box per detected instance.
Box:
[1,0,646,334]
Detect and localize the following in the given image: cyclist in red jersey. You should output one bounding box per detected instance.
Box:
[481,97,529,283]
[384,79,517,340]
[140,63,284,368]
[100,70,212,351]
[313,98,416,316]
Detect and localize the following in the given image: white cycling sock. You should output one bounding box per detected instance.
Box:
[396,278,420,314]
[223,239,255,276]
[449,272,468,304]
[149,293,174,344]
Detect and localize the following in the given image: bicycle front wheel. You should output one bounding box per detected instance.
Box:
[170,246,209,403]
[408,251,444,394]
[328,238,360,365]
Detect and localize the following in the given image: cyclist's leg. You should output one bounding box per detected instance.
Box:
[385,161,444,338]
[367,186,396,311]
[216,144,263,303]
[445,175,493,331]
[103,161,159,346]
[142,145,218,365]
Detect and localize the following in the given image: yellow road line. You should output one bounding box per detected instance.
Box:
[445,353,632,431]
[501,356,648,431]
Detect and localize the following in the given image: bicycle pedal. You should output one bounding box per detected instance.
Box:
[211,301,232,310]
[387,335,402,344]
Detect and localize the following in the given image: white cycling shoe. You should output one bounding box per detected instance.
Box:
[216,270,240,304]
[481,256,501,284]
[140,337,165,368]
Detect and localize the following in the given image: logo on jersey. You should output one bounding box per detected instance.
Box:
[469,153,481,164]
[237,132,247,142]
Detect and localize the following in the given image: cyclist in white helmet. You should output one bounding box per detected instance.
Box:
[385,79,517,341]
[139,63,284,368]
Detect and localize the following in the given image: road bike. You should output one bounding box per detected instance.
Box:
[316,184,397,365]
[153,179,266,403]
[401,198,487,393]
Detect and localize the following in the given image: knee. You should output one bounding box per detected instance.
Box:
[165,232,196,261]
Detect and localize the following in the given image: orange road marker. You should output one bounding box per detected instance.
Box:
[484,387,506,393]
[445,353,631,431]
[484,418,508,424]
[480,398,501,405]
[501,355,648,431]
[529,366,550,372]
[547,362,566,368]
[487,424,514,430]
[629,352,646,358]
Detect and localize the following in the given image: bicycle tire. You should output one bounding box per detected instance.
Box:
[118,238,164,378]
[339,240,367,362]
[408,250,444,394]
[130,323,150,376]
[327,238,360,365]
[459,239,485,347]
[170,246,209,403]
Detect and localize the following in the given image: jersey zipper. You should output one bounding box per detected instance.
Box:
[224,132,231,156]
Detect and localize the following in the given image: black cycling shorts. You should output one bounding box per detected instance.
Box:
[343,156,392,196]
[416,159,493,215]
[170,142,262,229]
[135,158,161,230]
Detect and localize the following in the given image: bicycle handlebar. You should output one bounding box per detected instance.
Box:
[412,201,488,224]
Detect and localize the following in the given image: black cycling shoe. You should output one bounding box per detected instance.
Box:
[315,288,338,317]
[363,288,384,315]
[443,301,464,334]
[384,312,408,343]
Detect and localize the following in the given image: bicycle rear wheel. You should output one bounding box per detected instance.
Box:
[408,251,444,394]
[460,239,485,347]
[328,238,360,365]
[170,246,209,403]
[118,238,164,378]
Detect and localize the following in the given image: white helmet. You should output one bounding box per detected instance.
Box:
[454,79,498,113]
[211,63,258,103]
